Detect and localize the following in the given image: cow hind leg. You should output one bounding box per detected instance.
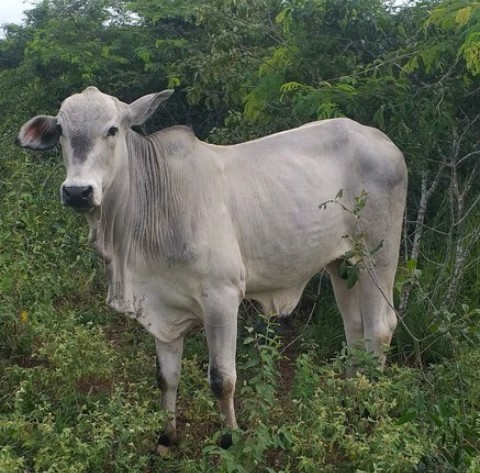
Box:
[155,337,184,455]
[327,262,364,347]
[328,260,398,373]
[359,266,398,367]
[326,262,364,375]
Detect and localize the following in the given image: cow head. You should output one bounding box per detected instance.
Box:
[16,87,173,212]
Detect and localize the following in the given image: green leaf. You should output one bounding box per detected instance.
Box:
[373,104,385,128]
[339,260,349,280]
[402,55,419,75]
[353,191,368,215]
[280,81,304,93]
[406,259,417,271]
[167,76,181,88]
[346,264,360,289]
[460,32,480,75]
[455,7,472,27]
[396,408,417,425]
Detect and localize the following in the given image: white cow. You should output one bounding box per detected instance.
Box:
[17,87,407,452]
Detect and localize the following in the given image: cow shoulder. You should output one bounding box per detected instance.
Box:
[152,126,199,161]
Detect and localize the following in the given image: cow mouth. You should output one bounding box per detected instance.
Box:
[67,202,97,213]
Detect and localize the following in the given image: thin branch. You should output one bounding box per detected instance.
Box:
[459,159,480,206]
[456,149,480,167]
[402,160,446,312]
[454,193,480,228]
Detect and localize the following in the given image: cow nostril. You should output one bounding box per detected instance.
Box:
[62,185,94,209]
[82,186,93,198]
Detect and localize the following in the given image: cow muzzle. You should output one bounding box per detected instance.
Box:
[61,184,95,212]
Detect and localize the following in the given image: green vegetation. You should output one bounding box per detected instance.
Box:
[1,0,480,470]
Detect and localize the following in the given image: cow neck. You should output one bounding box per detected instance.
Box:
[99,129,183,266]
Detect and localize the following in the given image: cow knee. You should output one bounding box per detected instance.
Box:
[209,366,235,400]
[386,307,398,335]
[376,309,397,348]
[156,356,179,392]
[155,356,166,390]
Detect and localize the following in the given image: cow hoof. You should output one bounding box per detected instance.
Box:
[156,443,171,457]
[156,431,175,456]
[220,432,233,449]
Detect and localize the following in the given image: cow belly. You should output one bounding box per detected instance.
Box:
[245,286,309,316]
[243,239,343,316]
[242,215,350,315]
[243,202,349,284]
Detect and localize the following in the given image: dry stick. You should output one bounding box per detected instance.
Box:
[442,124,480,308]
[455,192,480,228]
[411,163,446,261]
[400,160,446,314]
[445,227,480,309]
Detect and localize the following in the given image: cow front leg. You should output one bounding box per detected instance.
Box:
[204,316,238,449]
[155,337,184,455]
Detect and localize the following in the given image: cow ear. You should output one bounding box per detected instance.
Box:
[126,90,174,126]
[16,115,60,151]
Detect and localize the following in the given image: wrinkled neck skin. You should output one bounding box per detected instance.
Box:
[85,129,181,313]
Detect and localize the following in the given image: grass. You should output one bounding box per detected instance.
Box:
[2,142,480,471]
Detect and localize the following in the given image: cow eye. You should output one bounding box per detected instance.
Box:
[56,124,63,135]
[107,126,118,137]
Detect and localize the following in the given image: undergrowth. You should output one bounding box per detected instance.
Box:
[2,139,480,472]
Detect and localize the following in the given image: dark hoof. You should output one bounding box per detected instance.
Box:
[157,431,174,448]
[156,430,177,455]
[220,432,233,449]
